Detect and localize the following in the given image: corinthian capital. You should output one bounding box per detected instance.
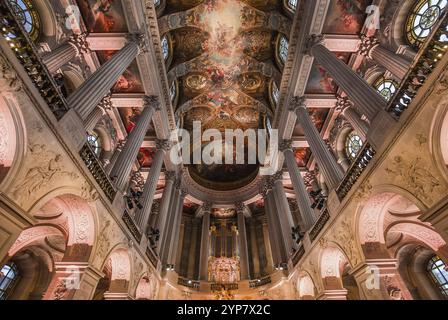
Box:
[335,95,352,113]
[156,139,172,152]
[279,139,293,152]
[358,35,380,59]
[305,34,324,54]
[288,96,306,113]
[143,95,160,110]
[69,32,91,55]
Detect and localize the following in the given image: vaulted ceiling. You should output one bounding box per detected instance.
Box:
[157,0,292,190]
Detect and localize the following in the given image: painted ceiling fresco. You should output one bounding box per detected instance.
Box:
[96,51,144,94]
[294,148,311,167]
[118,107,156,136]
[76,0,128,33]
[305,52,351,94]
[159,0,287,190]
[322,0,369,35]
[138,147,157,168]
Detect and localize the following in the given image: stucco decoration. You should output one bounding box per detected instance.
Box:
[11,143,79,204]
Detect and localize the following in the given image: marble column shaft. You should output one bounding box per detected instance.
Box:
[282,146,317,229]
[199,204,212,280]
[67,36,142,120]
[309,37,387,121]
[272,178,295,255]
[359,35,410,80]
[294,102,344,190]
[110,96,159,191]
[236,208,250,280]
[42,33,90,74]
[134,147,166,230]
[167,190,187,265]
[159,186,180,263]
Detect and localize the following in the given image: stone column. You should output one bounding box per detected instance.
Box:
[271,172,295,256]
[235,202,250,280]
[292,98,344,190]
[67,34,145,120]
[133,139,171,230]
[84,94,113,132]
[158,182,180,262]
[359,35,411,80]
[42,32,91,74]
[110,96,160,191]
[167,189,188,266]
[308,35,387,121]
[106,140,126,174]
[336,96,368,141]
[199,202,212,280]
[280,140,317,230]
[152,171,176,230]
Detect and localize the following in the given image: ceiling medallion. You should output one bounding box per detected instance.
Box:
[185,73,208,91]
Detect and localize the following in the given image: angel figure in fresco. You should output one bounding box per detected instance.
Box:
[90,0,116,32]
[336,0,365,29]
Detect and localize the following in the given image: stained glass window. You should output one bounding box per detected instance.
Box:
[0,263,20,300]
[427,255,448,297]
[345,131,363,160]
[287,0,297,11]
[279,36,289,64]
[87,132,101,156]
[374,78,398,101]
[406,0,448,47]
[272,81,280,106]
[161,35,169,61]
[7,0,40,41]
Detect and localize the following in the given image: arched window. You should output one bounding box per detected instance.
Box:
[87,132,102,157]
[345,131,363,160]
[278,36,289,64]
[154,0,161,7]
[0,262,20,300]
[374,77,398,101]
[286,0,298,11]
[406,0,448,47]
[271,81,280,106]
[426,255,448,297]
[7,0,40,42]
[161,35,169,61]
